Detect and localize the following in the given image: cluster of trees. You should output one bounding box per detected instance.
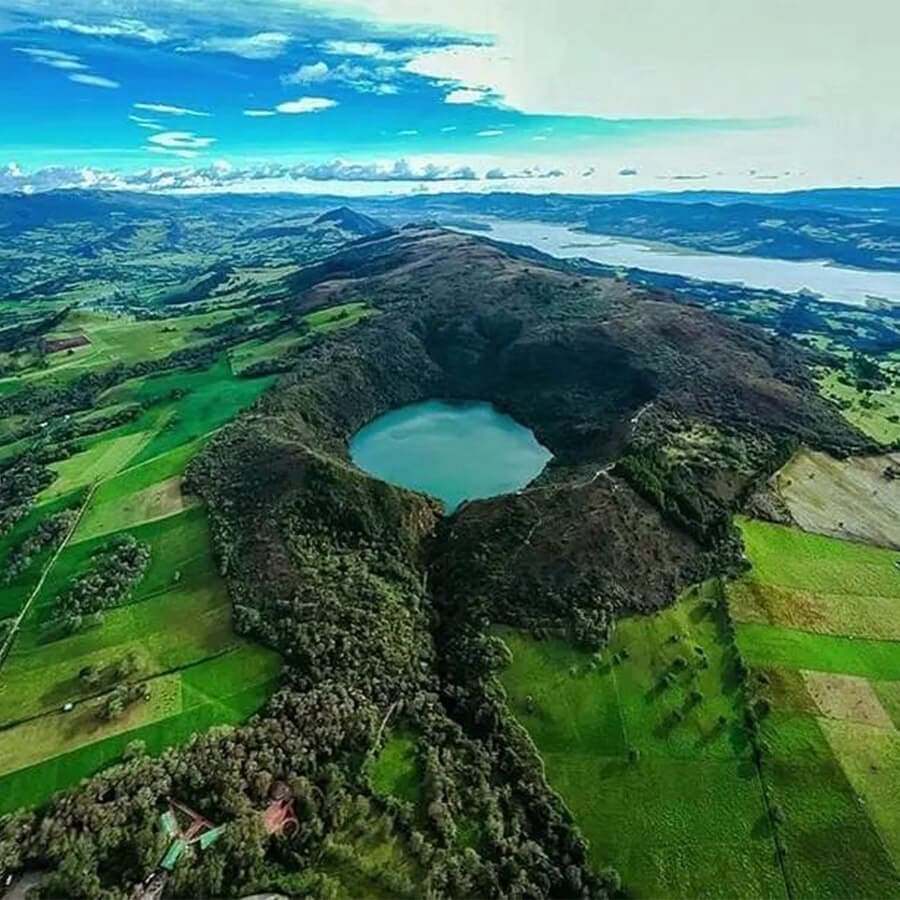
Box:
[2,509,76,584]
[54,534,150,621]
[100,682,148,721]
[0,456,55,536]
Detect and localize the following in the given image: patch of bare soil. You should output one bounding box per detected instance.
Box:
[774,449,900,549]
[802,670,896,730]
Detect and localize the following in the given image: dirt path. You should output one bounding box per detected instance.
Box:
[0,484,98,669]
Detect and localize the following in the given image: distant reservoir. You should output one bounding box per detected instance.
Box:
[456,218,900,307]
[350,400,552,512]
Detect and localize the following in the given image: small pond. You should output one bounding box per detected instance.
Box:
[350,399,552,512]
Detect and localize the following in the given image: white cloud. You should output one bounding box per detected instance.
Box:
[440,125,458,132]
[69,73,119,89]
[0,157,569,194]
[275,96,338,114]
[243,109,277,117]
[14,47,87,70]
[129,115,164,130]
[183,31,290,59]
[43,18,167,44]
[282,59,399,94]
[398,129,418,135]
[147,131,216,150]
[282,61,330,84]
[476,129,503,137]
[134,102,210,118]
[321,40,384,57]
[444,88,488,104]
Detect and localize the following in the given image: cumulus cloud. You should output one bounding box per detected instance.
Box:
[275,97,338,114]
[182,31,290,59]
[134,102,210,118]
[0,157,566,193]
[243,109,277,117]
[444,88,488,104]
[321,40,384,57]
[69,73,119,88]
[282,59,399,95]
[43,18,167,44]
[282,61,330,84]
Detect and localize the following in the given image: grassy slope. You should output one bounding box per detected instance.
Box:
[498,584,785,900]
[0,351,282,811]
[228,301,374,373]
[817,368,900,445]
[0,644,280,815]
[731,518,900,896]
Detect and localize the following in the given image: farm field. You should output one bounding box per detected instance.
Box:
[817,366,900,445]
[0,644,280,816]
[228,300,375,373]
[0,307,240,391]
[729,518,900,895]
[772,449,900,549]
[498,584,786,899]
[0,351,284,814]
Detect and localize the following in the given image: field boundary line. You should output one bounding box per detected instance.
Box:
[0,482,98,671]
[70,496,203,547]
[0,642,248,735]
[718,577,794,900]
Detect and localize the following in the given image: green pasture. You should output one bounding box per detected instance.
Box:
[39,431,150,500]
[729,515,900,896]
[817,368,900,445]
[369,732,421,806]
[736,624,900,680]
[228,301,375,372]
[74,442,201,542]
[737,518,900,600]
[498,584,784,899]
[759,713,900,898]
[18,505,216,637]
[0,579,235,725]
[0,643,280,815]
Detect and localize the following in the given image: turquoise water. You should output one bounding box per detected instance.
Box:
[350,399,552,512]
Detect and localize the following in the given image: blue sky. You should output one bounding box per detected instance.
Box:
[0,0,896,193]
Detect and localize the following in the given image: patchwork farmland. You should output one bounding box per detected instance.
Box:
[0,295,387,817]
[498,497,900,897]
